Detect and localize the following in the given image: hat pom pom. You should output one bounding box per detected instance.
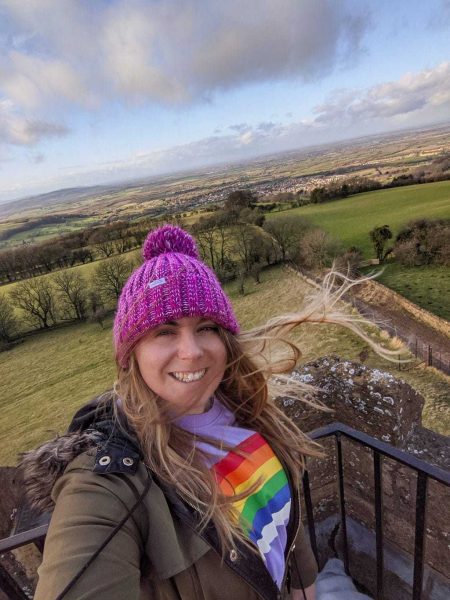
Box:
[143,225,200,260]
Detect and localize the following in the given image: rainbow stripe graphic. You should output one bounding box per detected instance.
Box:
[212,432,291,586]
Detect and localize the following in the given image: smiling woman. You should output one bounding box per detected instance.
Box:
[22,224,396,600]
[134,316,227,414]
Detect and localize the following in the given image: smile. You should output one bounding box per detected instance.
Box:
[170,369,207,383]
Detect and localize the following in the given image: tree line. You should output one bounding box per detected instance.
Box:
[304,153,450,206]
[0,254,138,343]
[0,194,353,345]
[1,188,448,346]
[0,217,173,284]
[2,151,449,285]
[369,219,450,265]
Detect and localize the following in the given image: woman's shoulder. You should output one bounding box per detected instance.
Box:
[19,391,146,514]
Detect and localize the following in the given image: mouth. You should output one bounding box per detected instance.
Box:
[170,369,207,383]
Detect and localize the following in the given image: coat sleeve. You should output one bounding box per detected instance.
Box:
[34,466,146,600]
[290,521,318,590]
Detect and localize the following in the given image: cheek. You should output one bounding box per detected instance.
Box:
[135,345,165,386]
[213,341,228,373]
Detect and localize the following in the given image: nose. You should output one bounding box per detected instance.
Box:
[176,331,204,361]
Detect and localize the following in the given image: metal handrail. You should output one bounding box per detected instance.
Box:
[0,523,48,553]
[308,422,449,484]
[1,422,449,600]
[303,421,450,600]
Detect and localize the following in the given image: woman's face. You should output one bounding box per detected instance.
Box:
[134,316,228,414]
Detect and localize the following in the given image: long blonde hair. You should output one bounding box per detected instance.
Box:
[115,270,400,552]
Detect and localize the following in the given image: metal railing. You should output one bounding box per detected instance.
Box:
[304,422,450,600]
[1,422,449,600]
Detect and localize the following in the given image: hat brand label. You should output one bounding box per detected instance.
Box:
[148,277,167,289]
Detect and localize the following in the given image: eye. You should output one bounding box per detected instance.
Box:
[155,328,175,337]
[199,324,219,333]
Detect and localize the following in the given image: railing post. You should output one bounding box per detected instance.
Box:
[373,451,384,600]
[302,469,318,564]
[335,432,349,575]
[413,472,428,600]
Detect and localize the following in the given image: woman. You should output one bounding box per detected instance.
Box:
[24,225,391,600]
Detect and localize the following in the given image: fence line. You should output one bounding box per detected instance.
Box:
[286,264,450,377]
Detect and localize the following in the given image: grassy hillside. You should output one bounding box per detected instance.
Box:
[1,265,448,466]
[1,250,141,332]
[374,263,450,321]
[267,180,450,257]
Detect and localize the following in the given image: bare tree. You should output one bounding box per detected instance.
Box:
[0,250,16,282]
[94,256,132,303]
[194,226,217,270]
[94,239,116,258]
[231,225,266,277]
[71,248,93,265]
[10,277,57,329]
[35,244,58,272]
[52,270,88,320]
[224,190,258,212]
[16,245,39,278]
[263,216,310,261]
[0,294,17,342]
[192,213,234,279]
[334,246,363,277]
[112,226,134,254]
[296,229,341,270]
[86,290,108,328]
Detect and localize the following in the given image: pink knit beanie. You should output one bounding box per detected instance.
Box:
[114,225,239,367]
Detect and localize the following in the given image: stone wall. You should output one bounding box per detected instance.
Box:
[278,356,450,600]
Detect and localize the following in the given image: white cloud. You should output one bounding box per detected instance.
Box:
[4,52,93,109]
[0,0,368,110]
[0,99,69,146]
[25,59,450,184]
[313,62,450,126]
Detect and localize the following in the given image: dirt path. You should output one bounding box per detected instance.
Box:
[351,288,450,375]
[290,265,450,375]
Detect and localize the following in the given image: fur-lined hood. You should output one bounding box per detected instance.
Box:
[19,392,142,514]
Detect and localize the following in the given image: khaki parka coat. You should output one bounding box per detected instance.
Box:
[23,396,318,600]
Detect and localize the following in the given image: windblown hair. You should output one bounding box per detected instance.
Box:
[115,270,400,553]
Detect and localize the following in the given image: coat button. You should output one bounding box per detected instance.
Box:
[123,457,134,467]
[229,549,238,562]
[99,455,111,466]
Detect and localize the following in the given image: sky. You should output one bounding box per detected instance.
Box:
[0,0,450,204]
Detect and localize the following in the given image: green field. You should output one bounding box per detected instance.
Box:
[373,263,450,321]
[268,180,450,257]
[1,265,448,466]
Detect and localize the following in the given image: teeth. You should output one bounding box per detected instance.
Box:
[172,369,206,383]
